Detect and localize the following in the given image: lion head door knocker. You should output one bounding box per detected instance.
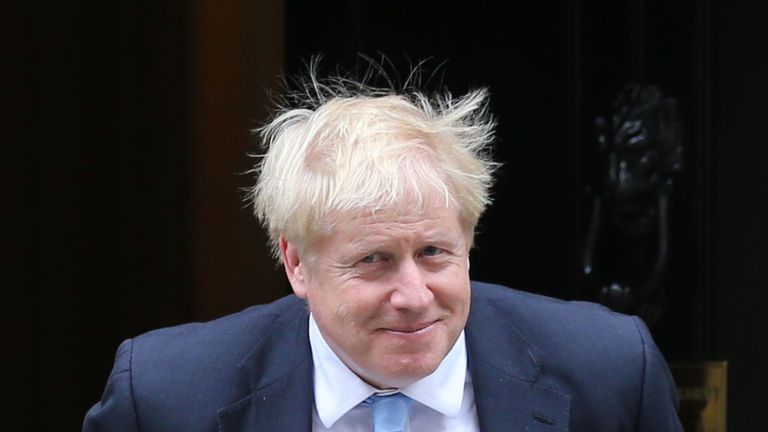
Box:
[583,84,683,324]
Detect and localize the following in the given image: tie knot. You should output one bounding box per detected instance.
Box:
[364,393,413,432]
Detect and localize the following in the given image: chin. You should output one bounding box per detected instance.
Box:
[371,354,443,388]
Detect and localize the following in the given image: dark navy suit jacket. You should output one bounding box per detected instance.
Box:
[83,281,682,431]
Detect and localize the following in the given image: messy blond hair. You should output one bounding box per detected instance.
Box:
[250,62,499,260]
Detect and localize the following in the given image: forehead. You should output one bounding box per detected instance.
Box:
[319,204,468,249]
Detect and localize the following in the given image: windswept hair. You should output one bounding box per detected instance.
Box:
[250,61,499,260]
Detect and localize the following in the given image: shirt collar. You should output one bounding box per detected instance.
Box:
[308,313,468,428]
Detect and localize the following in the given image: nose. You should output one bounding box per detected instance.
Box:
[389,257,434,311]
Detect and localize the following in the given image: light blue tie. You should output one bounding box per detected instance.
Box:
[364,393,414,432]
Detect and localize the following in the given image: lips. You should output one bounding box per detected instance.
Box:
[381,320,438,334]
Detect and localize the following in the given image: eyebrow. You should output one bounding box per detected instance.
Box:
[342,230,465,258]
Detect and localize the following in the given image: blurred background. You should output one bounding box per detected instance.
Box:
[7,0,767,430]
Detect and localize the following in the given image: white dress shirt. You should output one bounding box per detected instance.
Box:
[308,314,480,432]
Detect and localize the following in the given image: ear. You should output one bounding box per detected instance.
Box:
[280,235,309,299]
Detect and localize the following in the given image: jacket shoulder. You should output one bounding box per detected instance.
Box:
[92,294,306,431]
[469,281,678,430]
[470,280,642,352]
[133,294,304,355]
[469,282,646,393]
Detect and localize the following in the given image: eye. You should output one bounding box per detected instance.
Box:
[421,246,443,257]
[359,253,384,264]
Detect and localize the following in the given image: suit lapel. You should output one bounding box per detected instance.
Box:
[218,301,314,432]
[467,287,571,432]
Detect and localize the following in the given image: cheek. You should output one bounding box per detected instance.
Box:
[332,301,358,330]
[336,290,383,328]
[433,268,470,302]
[309,283,380,333]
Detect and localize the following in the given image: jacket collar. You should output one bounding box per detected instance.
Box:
[466,286,571,431]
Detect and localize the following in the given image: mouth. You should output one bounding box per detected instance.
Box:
[381,320,438,334]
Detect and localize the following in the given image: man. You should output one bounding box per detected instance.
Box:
[84,69,683,431]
